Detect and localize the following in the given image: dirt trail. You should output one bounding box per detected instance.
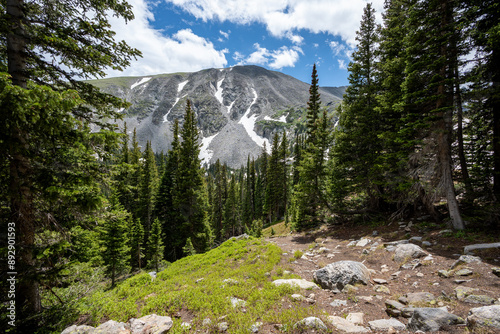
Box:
[265,223,500,333]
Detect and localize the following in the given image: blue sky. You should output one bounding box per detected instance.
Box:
[107,0,384,87]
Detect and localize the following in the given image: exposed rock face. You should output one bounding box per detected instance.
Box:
[89,65,345,168]
[467,305,500,330]
[328,315,369,333]
[368,318,406,331]
[393,243,427,263]
[313,260,371,291]
[407,307,465,332]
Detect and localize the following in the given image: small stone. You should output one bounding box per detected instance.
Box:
[451,255,482,269]
[250,322,262,333]
[356,238,371,247]
[372,231,379,236]
[330,299,348,307]
[343,284,359,293]
[203,318,212,326]
[362,248,370,254]
[328,316,369,333]
[181,322,191,330]
[218,322,229,332]
[294,317,328,331]
[492,267,500,277]
[454,279,472,284]
[291,294,305,302]
[455,268,474,276]
[391,271,401,277]
[406,292,435,305]
[368,319,406,331]
[464,294,497,305]
[422,241,432,247]
[373,278,388,284]
[438,270,451,278]
[455,286,478,301]
[410,236,423,243]
[374,285,391,294]
[347,312,365,325]
[195,278,205,283]
[416,273,424,278]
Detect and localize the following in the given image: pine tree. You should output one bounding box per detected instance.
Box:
[0,0,140,320]
[100,200,131,287]
[401,0,464,229]
[292,65,330,229]
[139,141,159,237]
[147,218,164,272]
[175,100,212,253]
[155,120,182,261]
[128,218,144,270]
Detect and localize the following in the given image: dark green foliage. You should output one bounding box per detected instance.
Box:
[100,201,131,287]
[147,218,164,272]
[128,218,144,269]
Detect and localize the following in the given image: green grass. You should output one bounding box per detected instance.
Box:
[75,237,323,333]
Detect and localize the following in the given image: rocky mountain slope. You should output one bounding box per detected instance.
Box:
[89,65,345,167]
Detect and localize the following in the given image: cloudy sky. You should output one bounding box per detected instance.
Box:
[107,0,384,87]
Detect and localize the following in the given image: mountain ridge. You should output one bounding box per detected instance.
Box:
[90,65,346,167]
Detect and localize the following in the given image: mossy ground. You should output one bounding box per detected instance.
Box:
[75,237,325,333]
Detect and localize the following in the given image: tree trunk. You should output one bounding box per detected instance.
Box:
[492,48,500,200]
[7,0,43,320]
[436,0,464,230]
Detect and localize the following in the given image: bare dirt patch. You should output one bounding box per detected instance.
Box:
[266,222,500,333]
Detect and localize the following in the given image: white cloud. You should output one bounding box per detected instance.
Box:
[338,59,347,70]
[220,30,230,39]
[106,0,227,77]
[236,43,302,69]
[166,0,384,46]
[286,32,303,45]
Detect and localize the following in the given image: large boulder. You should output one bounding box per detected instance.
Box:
[313,261,371,291]
[407,308,465,332]
[393,243,427,263]
[93,320,129,334]
[294,317,328,331]
[61,325,95,334]
[467,305,500,330]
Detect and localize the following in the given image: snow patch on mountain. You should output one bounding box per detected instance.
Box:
[227,100,236,114]
[264,114,287,123]
[131,77,151,90]
[215,78,224,105]
[238,88,270,151]
[163,94,187,123]
[178,80,188,93]
[199,134,217,165]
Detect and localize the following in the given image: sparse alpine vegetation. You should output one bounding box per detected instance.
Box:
[74,237,323,333]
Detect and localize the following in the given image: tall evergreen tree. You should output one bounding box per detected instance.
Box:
[0,0,140,321]
[128,217,144,270]
[292,64,330,229]
[330,3,383,211]
[100,200,131,287]
[147,218,164,272]
[139,141,159,237]
[175,100,212,253]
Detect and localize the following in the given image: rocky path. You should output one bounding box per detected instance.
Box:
[266,224,500,333]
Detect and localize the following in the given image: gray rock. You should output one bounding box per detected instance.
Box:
[331,299,348,307]
[180,322,191,330]
[384,240,409,247]
[61,325,95,334]
[313,261,371,291]
[250,322,262,333]
[402,307,417,318]
[386,300,406,311]
[148,272,156,280]
[464,242,500,255]
[407,307,465,332]
[422,241,432,247]
[94,320,129,334]
[455,286,478,301]
[202,318,212,326]
[406,292,435,305]
[229,297,246,308]
[492,267,500,277]
[373,278,388,284]
[438,270,451,278]
[356,238,371,247]
[455,268,474,276]
[410,236,423,243]
[393,244,427,263]
[272,279,319,290]
[467,305,500,330]
[464,294,497,305]
[294,317,328,331]
[129,314,173,334]
[374,285,391,294]
[218,322,229,332]
[328,316,369,333]
[347,313,365,325]
[291,293,305,301]
[451,255,482,269]
[229,233,249,240]
[368,318,406,331]
[222,278,239,285]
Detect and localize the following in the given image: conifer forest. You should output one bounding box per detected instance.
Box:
[1,0,499,332]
